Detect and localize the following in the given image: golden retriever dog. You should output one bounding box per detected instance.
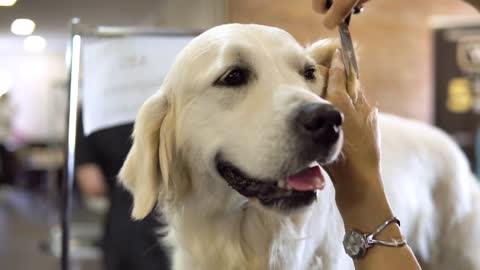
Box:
[119,24,480,270]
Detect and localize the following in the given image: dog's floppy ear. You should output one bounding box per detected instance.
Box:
[307,38,360,96]
[306,38,341,67]
[119,91,170,220]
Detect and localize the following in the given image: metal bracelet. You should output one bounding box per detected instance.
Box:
[343,216,407,259]
[366,217,406,248]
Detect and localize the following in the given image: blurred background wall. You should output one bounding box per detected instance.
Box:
[227,0,478,122]
[2,0,478,141]
[1,1,480,269]
[152,0,225,29]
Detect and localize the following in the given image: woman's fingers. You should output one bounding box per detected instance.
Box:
[356,90,376,118]
[324,0,359,29]
[347,66,358,103]
[327,49,347,94]
[312,0,370,29]
[326,49,354,109]
[312,0,329,14]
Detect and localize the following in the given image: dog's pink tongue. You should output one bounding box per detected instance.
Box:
[287,165,325,191]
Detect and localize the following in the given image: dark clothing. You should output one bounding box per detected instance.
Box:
[76,120,170,270]
[75,123,133,189]
[104,187,170,270]
[0,144,15,185]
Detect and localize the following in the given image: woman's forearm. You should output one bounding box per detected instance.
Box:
[338,172,422,270]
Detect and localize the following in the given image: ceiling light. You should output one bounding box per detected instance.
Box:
[11,18,36,35]
[24,35,46,53]
[0,0,16,6]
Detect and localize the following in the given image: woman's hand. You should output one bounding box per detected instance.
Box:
[324,49,393,231]
[312,0,369,29]
[76,163,108,197]
[325,49,380,184]
[464,0,480,10]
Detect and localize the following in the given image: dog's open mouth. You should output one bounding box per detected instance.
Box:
[215,155,325,210]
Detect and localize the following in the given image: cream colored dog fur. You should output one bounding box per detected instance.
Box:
[119,24,480,270]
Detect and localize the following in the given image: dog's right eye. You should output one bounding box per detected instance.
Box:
[215,67,250,87]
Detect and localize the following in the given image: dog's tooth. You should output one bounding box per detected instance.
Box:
[277,179,286,189]
[309,161,320,168]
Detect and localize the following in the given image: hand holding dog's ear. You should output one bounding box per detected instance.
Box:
[324,49,387,217]
[326,50,380,165]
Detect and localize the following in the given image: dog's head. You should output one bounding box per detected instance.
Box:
[119,24,344,219]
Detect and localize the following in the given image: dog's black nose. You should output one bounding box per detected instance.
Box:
[297,103,343,142]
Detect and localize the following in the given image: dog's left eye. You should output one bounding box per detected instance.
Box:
[215,67,250,87]
[303,67,316,81]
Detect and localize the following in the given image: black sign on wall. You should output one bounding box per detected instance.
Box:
[433,20,480,177]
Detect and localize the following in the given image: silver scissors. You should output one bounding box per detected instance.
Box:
[326,0,362,79]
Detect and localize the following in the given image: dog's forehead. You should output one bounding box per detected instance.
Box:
[182,24,305,61]
[205,24,299,45]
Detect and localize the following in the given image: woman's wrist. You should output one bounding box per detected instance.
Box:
[336,172,395,233]
[341,197,394,233]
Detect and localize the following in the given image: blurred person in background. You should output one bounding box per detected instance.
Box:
[75,111,170,270]
[0,93,15,186]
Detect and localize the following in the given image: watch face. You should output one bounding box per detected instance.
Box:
[343,229,368,259]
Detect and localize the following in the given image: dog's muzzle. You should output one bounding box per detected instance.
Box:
[215,103,343,211]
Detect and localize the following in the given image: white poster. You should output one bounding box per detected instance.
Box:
[82,35,194,135]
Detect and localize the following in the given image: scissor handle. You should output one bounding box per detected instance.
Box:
[325,0,364,15]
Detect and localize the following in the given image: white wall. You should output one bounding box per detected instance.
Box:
[0,0,227,143]
[0,36,67,143]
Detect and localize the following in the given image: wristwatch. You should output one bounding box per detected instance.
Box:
[343,217,407,259]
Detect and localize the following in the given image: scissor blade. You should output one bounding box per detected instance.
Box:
[338,22,359,79]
